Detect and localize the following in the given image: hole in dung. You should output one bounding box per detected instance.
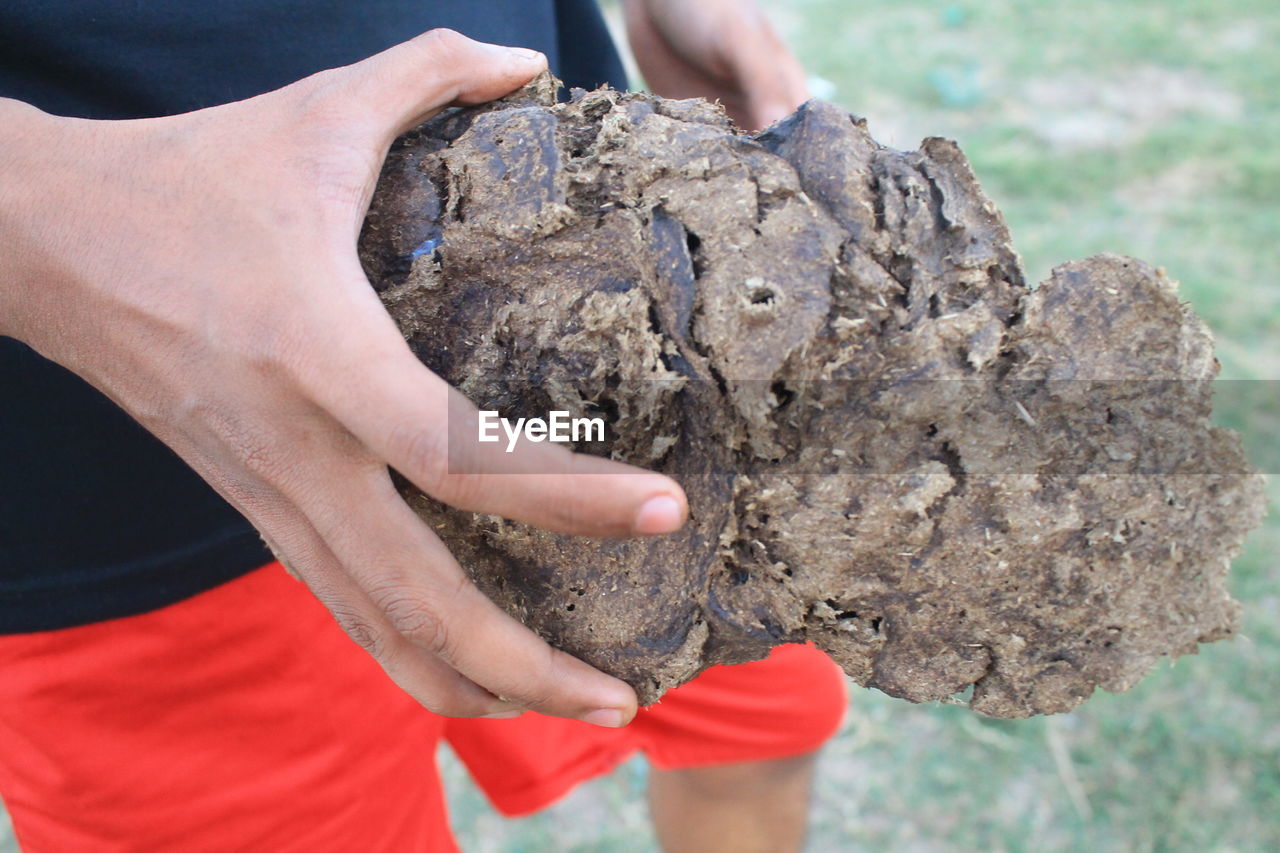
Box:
[770,381,795,410]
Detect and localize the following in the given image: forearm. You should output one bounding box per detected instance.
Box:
[0,98,198,391]
[0,98,63,341]
[0,99,127,358]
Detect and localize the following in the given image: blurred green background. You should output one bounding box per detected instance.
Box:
[2,1,1274,851]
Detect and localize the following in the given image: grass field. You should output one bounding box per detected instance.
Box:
[2,1,1275,851]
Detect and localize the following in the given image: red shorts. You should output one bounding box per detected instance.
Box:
[0,563,847,852]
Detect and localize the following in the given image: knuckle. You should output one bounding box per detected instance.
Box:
[428,469,488,510]
[370,583,454,656]
[418,28,470,56]
[331,605,389,660]
[192,401,288,482]
[392,423,452,495]
[405,29,473,98]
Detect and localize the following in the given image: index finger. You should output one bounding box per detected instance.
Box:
[302,301,689,539]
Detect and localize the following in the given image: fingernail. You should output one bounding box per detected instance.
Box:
[482,709,525,720]
[581,708,627,728]
[633,494,685,535]
[509,47,545,62]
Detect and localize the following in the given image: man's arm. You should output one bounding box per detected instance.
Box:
[622,0,810,130]
[0,30,687,727]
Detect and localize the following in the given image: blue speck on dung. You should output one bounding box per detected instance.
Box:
[411,237,441,260]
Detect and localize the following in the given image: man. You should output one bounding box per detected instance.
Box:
[0,1,846,850]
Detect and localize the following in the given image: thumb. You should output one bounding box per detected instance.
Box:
[336,29,548,139]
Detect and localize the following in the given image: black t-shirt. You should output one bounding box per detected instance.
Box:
[0,0,626,633]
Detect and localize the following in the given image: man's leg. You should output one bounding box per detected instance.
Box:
[444,643,846,842]
[648,751,817,853]
[632,643,846,853]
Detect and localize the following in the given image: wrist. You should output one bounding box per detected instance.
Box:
[0,99,71,341]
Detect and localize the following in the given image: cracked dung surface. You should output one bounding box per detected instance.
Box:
[358,75,1265,717]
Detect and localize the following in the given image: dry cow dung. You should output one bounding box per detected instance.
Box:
[359,76,1265,717]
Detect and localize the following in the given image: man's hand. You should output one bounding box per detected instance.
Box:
[0,30,688,727]
[623,0,809,130]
